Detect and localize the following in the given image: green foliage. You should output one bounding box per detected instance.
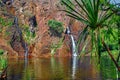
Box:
[0,49,4,55]
[0,49,7,70]
[61,0,115,59]
[0,17,13,27]
[0,17,13,37]
[0,58,7,70]
[100,56,119,79]
[48,20,64,37]
[62,1,120,74]
[22,25,36,44]
[101,12,120,55]
[60,0,75,11]
[101,28,118,44]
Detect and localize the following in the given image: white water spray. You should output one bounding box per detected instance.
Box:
[66,27,77,56]
[66,26,78,79]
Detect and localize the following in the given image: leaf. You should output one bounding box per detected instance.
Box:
[79,35,89,57]
[97,27,101,61]
[77,26,88,50]
[63,10,89,25]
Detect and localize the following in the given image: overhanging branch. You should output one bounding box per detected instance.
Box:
[102,39,120,71]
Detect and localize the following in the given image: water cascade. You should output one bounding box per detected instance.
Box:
[66,26,78,78]
[13,17,28,58]
[66,27,77,56]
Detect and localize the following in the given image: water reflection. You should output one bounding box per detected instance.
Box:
[4,57,120,80]
[72,56,78,79]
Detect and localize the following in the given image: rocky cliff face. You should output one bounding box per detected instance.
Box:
[0,0,83,57]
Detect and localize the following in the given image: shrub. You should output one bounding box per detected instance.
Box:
[0,17,12,27]
[48,20,64,37]
[22,25,36,44]
[0,17,12,37]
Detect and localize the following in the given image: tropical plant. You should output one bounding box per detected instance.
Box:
[101,1,120,70]
[61,0,114,60]
[62,0,120,71]
[110,3,120,62]
[48,19,64,37]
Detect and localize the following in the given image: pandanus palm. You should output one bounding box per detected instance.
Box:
[61,0,113,60]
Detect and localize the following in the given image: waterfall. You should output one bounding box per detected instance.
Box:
[70,35,77,56]
[24,43,28,59]
[66,27,77,56]
[14,16,28,58]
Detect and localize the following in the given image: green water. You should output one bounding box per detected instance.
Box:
[0,56,120,80]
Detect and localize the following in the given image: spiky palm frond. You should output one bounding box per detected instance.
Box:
[61,0,113,29]
[61,0,113,59]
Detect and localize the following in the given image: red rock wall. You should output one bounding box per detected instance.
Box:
[0,0,84,57]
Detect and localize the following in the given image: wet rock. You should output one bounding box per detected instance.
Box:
[0,38,18,58]
[10,17,27,57]
[29,15,37,34]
